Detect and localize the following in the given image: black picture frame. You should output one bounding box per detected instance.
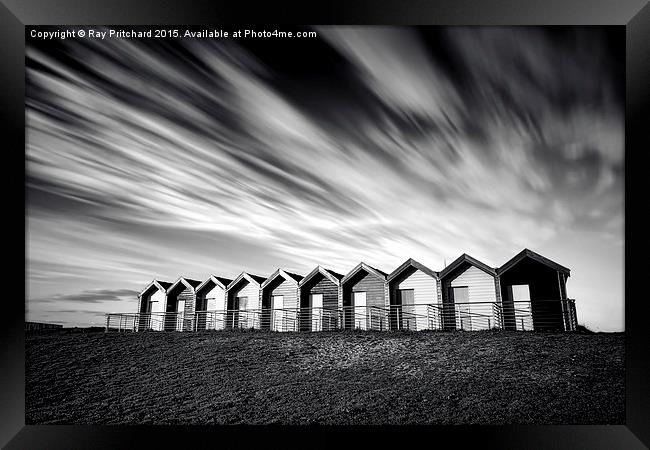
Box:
[4,0,649,447]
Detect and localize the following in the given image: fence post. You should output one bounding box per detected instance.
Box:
[105,315,109,332]
[562,300,573,331]
[570,300,578,331]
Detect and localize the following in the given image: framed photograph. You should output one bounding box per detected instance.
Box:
[3,0,648,447]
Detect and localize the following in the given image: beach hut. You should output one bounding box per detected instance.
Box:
[387,259,440,331]
[194,275,233,330]
[260,269,303,332]
[137,280,171,331]
[298,266,344,332]
[439,254,499,331]
[164,277,202,331]
[340,263,389,331]
[497,249,573,331]
[225,272,266,329]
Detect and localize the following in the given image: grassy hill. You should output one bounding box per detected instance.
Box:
[25,330,624,425]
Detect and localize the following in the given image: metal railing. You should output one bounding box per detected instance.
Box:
[193,307,341,332]
[500,299,577,331]
[386,304,443,331]
[105,312,189,332]
[106,299,577,333]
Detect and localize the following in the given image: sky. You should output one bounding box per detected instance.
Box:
[25,26,624,331]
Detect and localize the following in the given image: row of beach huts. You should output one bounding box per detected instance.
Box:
[113,248,577,333]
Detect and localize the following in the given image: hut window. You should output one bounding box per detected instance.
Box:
[311,294,323,309]
[271,295,284,310]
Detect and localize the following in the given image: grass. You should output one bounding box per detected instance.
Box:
[25,329,624,425]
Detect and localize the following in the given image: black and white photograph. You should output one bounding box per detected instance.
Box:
[25,25,625,426]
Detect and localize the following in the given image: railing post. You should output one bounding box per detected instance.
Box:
[563,300,568,331]
[571,300,578,331]
[569,299,577,331]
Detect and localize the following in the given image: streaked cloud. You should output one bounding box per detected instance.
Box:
[31,289,140,304]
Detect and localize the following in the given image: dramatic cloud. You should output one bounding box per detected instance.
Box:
[26,26,623,330]
[32,289,140,304]
[28,288,141,328]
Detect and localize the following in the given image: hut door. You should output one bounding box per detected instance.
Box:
[311,294,323,331]
[451,286,471,330]
[271,295,284,331]
[176,299,186,331]
[227,296,240,329]
[353,292,368,330]
[511,285,533,331]
[235,296,247,328]
[390,290,401,330]
[398,289,415,330]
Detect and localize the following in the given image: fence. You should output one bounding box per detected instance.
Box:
[106,299,577,333]
[25,321,63,331]
[105,312,188,332]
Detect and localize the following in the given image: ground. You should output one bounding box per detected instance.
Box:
[25,329,624,425]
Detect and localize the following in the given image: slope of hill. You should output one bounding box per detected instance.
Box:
[25,330,624,424]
